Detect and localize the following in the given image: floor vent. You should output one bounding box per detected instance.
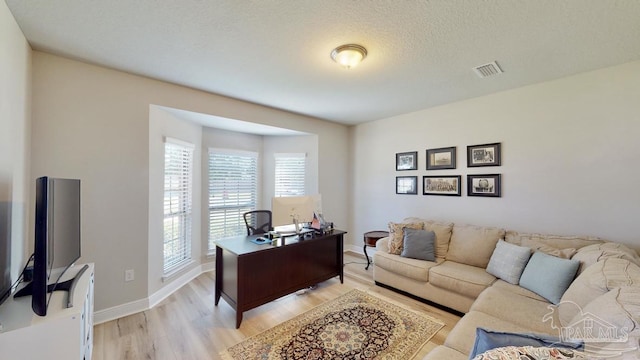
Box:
[473,61,503,78]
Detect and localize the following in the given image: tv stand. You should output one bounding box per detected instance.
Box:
[0,263,94,360]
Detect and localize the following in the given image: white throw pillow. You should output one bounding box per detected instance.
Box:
[486,240,532,285]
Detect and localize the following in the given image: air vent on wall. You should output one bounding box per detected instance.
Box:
[473,61,503,78]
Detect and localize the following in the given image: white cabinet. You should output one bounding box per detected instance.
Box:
[0,263,94,360]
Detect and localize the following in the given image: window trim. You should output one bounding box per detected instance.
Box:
[162,137,195,275]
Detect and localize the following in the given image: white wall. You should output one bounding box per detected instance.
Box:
[350,61,640,250]
[30,51,350,312]
[0,1,31,286]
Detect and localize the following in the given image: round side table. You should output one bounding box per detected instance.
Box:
[363,230,389,270]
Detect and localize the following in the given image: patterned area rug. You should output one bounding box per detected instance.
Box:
[220,289,445,359]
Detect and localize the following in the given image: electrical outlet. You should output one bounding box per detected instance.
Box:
[125,269,134,282]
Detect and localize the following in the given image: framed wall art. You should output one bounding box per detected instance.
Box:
[467,142,501,167]
[396,176,418,195]
[467,174,501,197]
[396,151,418,171]
[423,175,461,196]
[426,146,456,170]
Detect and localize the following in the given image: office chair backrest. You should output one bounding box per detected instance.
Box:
[243,210,273,235]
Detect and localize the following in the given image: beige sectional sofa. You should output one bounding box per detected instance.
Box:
[373,218,640,359]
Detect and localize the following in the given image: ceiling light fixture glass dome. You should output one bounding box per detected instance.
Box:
[331,44,367,69]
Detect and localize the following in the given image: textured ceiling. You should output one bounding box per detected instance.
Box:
[6,0,640,125]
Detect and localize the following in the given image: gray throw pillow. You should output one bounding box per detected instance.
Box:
[401,228,436,261]
[486,240,532,285]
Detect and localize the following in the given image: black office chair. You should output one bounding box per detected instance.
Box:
[243,210,273,235]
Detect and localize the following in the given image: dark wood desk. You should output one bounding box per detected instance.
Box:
[214,230,346,328]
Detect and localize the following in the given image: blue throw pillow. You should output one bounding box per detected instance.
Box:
[401,228,436,261]
[519,251,580,304]
[468,328,584,359]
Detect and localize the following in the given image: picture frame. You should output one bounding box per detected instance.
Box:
[467,142,501,167]
[396,151,418,171]
[467,174,501,197]
[426,146,456,170]
[396,176,418,195]
[423,175,461,196]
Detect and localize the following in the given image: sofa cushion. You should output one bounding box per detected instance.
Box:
[486,240,532,284]
[446,224,505,268]
[401,228,435,261]
[520,252,580,304]
[571,242,640,274]
[490,279,548,302]
[422,345,467,360]
[388,221,423,255]
[505,231,603,252]
[424,220,454,259]
[429,261,496,298]
[375,237,390,252]
[445,311,539,355]
[471,286,559,334]
[559,258,640,327]
[374,250,440,282]
[469,328,583,359]
[566,286,640,354]
[531,245,578,259]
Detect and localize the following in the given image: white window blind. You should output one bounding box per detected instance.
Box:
[208,149,258,252]
[274,153,306,197]
[163,138,194,274]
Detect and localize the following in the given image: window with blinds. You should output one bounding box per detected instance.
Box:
[208,149,258,252]
[274,153,306,197]
[163,138,194,274]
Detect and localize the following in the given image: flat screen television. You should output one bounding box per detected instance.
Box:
[14,177,81,316]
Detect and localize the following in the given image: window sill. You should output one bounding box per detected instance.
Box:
[162,259,196,282]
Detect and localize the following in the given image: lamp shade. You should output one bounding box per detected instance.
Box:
[331,44,367,69]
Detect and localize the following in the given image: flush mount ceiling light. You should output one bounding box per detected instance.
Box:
[331,44,367,69]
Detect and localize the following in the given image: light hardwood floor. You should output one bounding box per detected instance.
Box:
[92,252,461,359]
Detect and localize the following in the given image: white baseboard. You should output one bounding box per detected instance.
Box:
[93,298,149,325]
[93,253,354,324]
[346,244,365,255]
[94,263,210,325]
[201,261,215,272]
[149,264,203,308]
[346,244,377,258]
